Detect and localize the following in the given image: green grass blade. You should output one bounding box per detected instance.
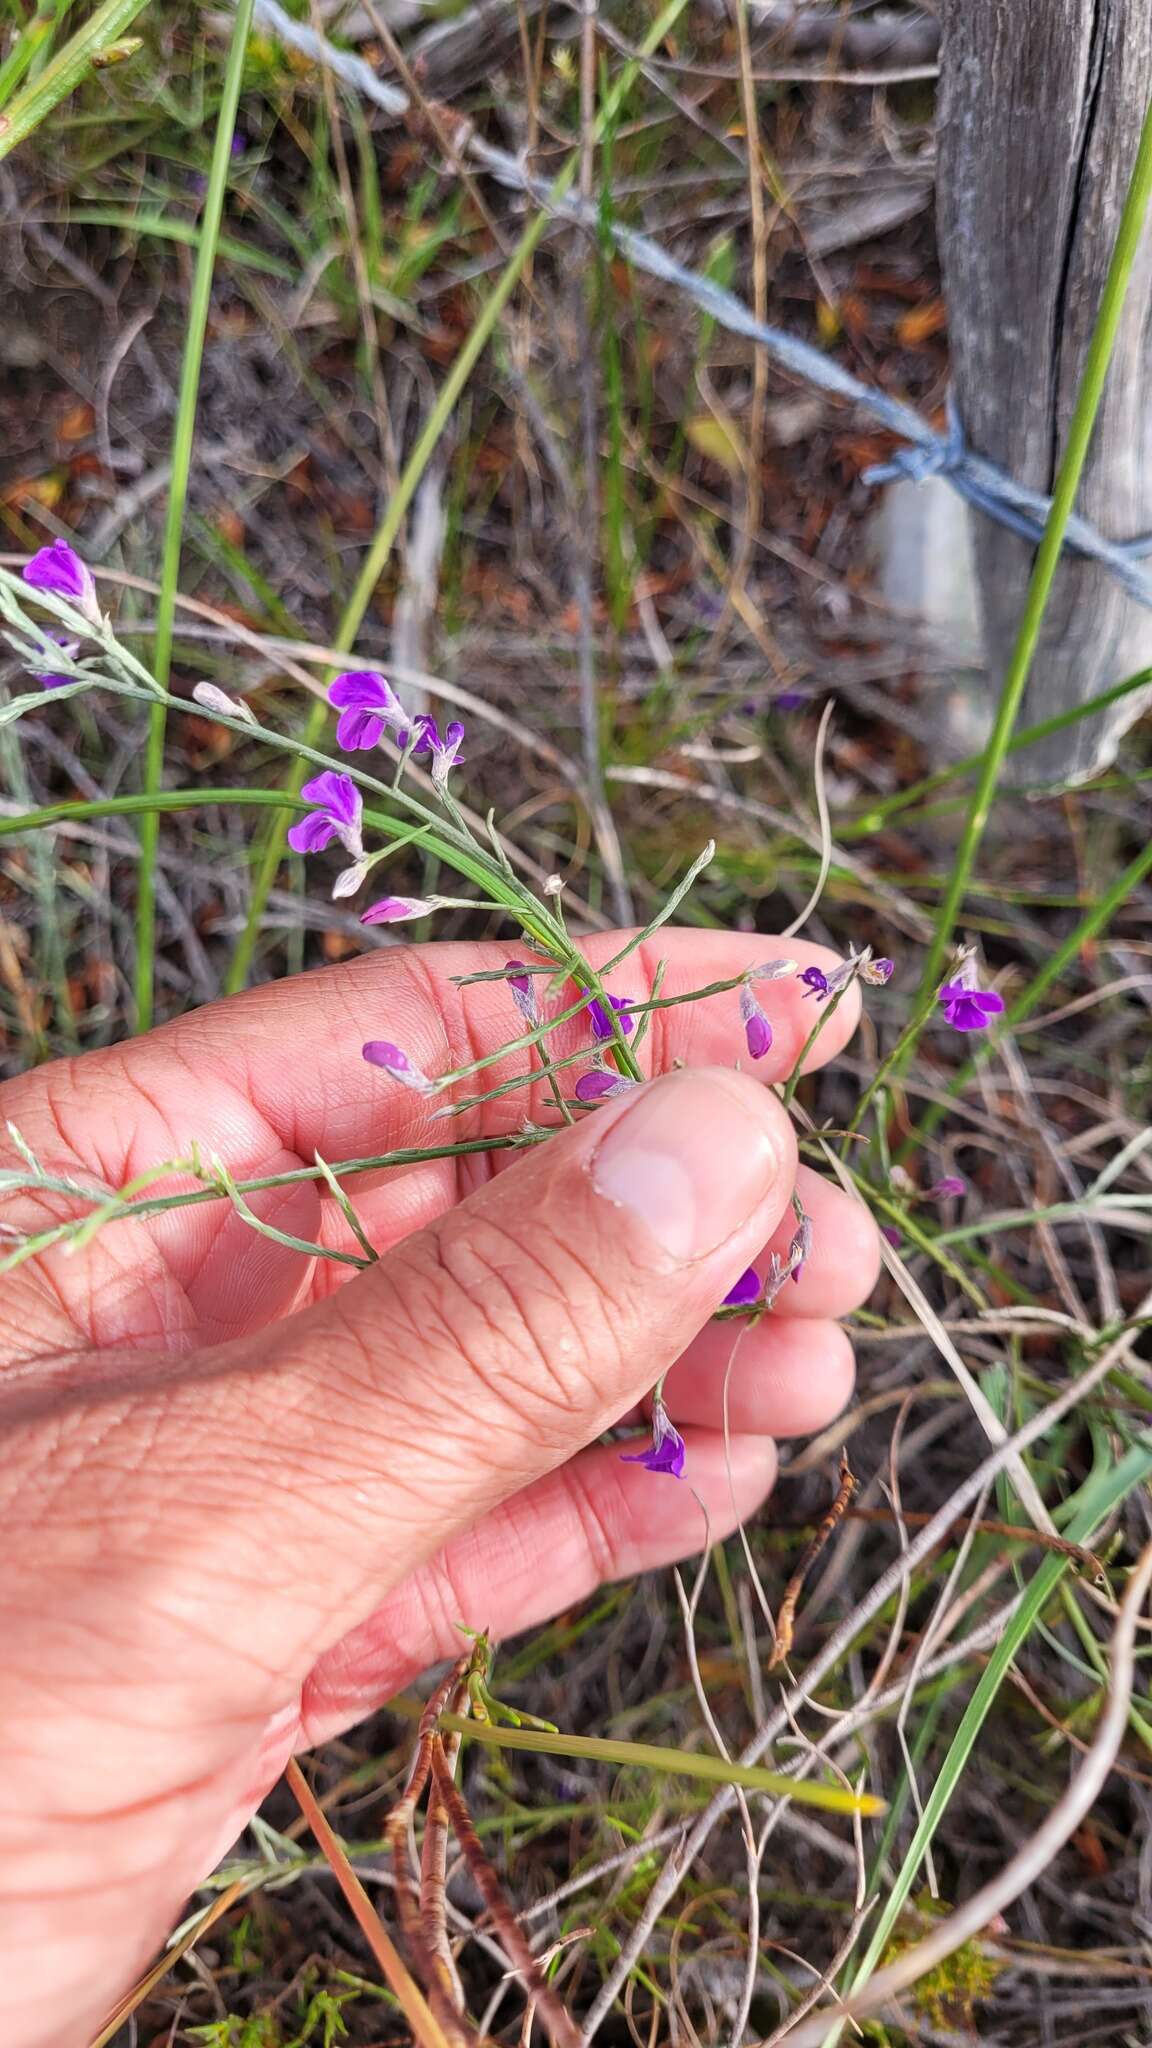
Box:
[915,94,1152,1007]
[437,1713,885,1816]
[223,0,693,995]
[909,827,1152,1154]
[842,664,1152,838]
[821,1436,1152,2044]
[133,0,257,1031]
[0,0,147,157]
[46,205,297,278]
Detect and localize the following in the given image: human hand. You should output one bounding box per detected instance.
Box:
[0,928,879,2048]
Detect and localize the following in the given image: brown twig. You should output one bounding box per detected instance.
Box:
[428,1738,583,2048]
[285,1755,456,2048]
[383,1657,477,2046]
[770,1451,858,1669]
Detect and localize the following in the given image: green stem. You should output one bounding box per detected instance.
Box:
[840,665,1152,838]
[914,95,1152,1008]
[134,0,256,1031]
[435,1714,884,1815]
[223,0,693,995]
[841,983,941,1148]
[781,974,856,1107]
[909,829,1152,1154]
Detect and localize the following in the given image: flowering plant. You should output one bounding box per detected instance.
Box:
[0,542,1008,1479]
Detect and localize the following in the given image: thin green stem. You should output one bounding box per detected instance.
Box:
[224,0,693,994]
[841,983,941,1148]
[781,975,856,1107]
[0,1135,546,1274]
[840,665,1152,838]
[134,0,256,1031]
[435,1714,884,1815]
[908,830,1152,1155]
[915,95,1152,1008]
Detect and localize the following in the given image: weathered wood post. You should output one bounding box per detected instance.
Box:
[936,0,1152,782]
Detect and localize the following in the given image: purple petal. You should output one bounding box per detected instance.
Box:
[744,1011,772,1059]
[360,896,435,924]
[723,1266,761,1308]
[938,984,1004,1033]
[430,719,466,786]
[621,1408,686,1479]
[574,1067,635,1103]
[287,812,338,854]
[299,770,360,829]
[880,1224,903,1249]
[929,1176,966,1200]
[406,714,440,756]
[799,966,829,1001]
[329,669,401,714]
[505,958,539,1026]
[336,706,385,751]
[740,984,772,1059]
[362,1040,436,1094]
[589,993,634,1042]
[862,956,894,986]
[774,689,809,712]
[22,540,97,618]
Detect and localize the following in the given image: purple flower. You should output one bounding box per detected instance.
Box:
[861,956,894,986]
[402,714,466,789]
[505,958,539,1027]
[588,992,634,1043]
[287,770,363,857]
[620,1396,685,1480]
[22,540,100,625]
[575,1066,637,1104]
[775,689,809,712]
[29,629,80,690]
[799,966,829,1001]
[929,1175,966,1200]
[360,895,439,924]
[329,670,406,751]
[938,954,1004,1033]
[362,1039,436,1094]
[880,1224,903,1249]
[739,983,773,1059]
[723,1266,762,1308]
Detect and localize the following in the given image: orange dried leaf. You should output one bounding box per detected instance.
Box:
[897,299,949,346]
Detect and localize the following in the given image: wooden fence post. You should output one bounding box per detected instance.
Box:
[936,0,1152,783]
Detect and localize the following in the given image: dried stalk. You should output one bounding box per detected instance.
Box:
[770,1452,857,1669]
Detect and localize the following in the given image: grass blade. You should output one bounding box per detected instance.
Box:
[0,0,148,158]
[224,0,694,994]
[437,1713,885,1816]
[915,94,1152,1007]
[133,0,257,1030]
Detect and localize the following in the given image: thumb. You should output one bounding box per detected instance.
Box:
[11,1068,796,1706]
[262,1064,796,1572]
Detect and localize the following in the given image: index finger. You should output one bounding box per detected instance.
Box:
[167,927,863,1167]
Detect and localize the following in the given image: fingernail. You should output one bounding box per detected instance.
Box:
[591,1068,783,1263]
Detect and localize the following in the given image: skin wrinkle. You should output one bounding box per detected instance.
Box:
[427,1210,618,1431]
[0,928,878,2048]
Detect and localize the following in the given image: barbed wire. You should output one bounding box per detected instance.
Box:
[251,0,1152,611]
